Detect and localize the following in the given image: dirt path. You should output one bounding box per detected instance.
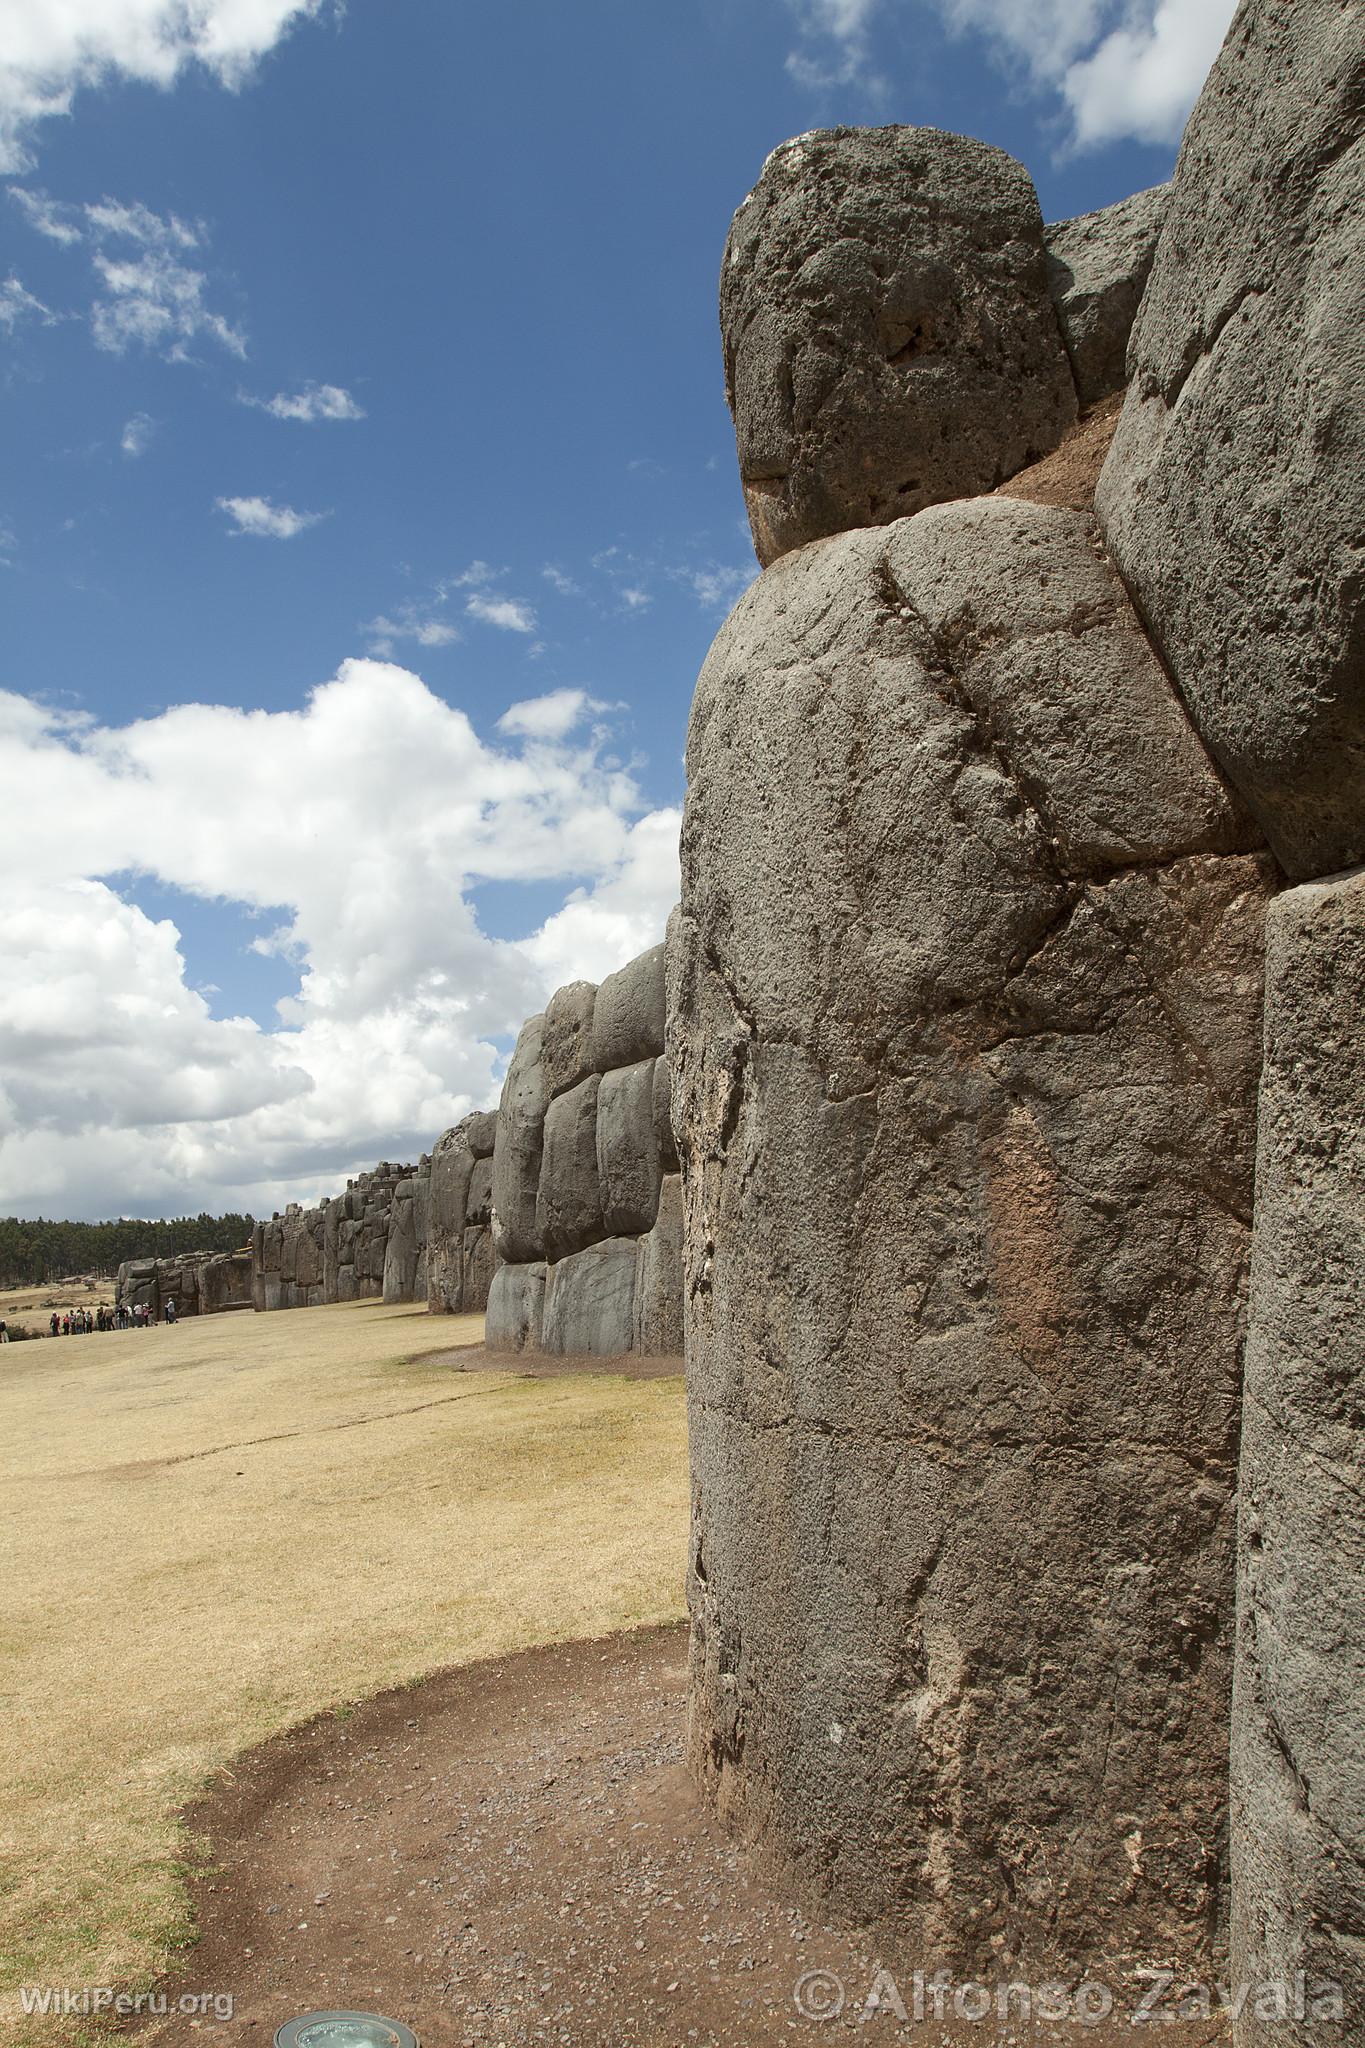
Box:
[133,1626,1229,2048]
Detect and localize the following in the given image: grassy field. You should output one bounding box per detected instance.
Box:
[0,1279,120,1334]
[0,1299,689,2041]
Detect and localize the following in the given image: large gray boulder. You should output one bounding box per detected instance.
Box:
[465,1109,498,1159]
[491,1013,549,1263]
[536,1074,604,1261]
[382,1181,419,1303]
[1095,0,1365,882]
[592,944,666,1072]
[1231,869,1365,2048]
[672,493,1274,1971]
[427,1120,477,1313]
[634,1173,684,1357]
[596,1058,662,1238]
[651,1053,678,1174]
[541,980,597,1101]
[540,1237,639,1357]
[1045,182,1167,406]
[485,1260,546,1353]
[722,125,1077,567]
[461,1225,497,1315]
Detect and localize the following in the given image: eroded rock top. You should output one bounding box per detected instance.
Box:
[722,125,1077,565]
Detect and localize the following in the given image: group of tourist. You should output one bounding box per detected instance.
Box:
[47,1300,177,1336]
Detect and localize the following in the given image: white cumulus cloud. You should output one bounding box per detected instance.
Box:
[0,665,679,1220]
[216,495,327,539]
[0,0,328,173]
[786,0,1236,150]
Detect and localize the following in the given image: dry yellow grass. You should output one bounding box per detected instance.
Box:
[0,1299,688,2040]
[0,1279,118,1331]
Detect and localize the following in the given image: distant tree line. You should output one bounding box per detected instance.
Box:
[0,1213,255,1287]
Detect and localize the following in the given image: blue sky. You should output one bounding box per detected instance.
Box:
[0,0,1235,1220]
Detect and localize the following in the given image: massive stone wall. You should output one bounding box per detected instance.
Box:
[671,494,1273,1973]
[115,1248,253,1318]
[486,947,683,1358]
[427,1110,499,1315]
[671,13,1362,2003]
[1086,5,1363,2038]
[251,1159,425,1310]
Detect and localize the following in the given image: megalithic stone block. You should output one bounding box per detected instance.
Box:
[1231,869,1365,2048]
[1096,0,1365,880]
[597,1057,663,1238]
[541,1237,638,1357]
[492,1013,549,1263]
[536,1074,604,1261]
[722,126,1077,566]
[671,491,1274,1973]
[486,1260,547,1354]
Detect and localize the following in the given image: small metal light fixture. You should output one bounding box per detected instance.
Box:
[273,2015,419,2048]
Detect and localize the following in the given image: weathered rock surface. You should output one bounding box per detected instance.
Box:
[427,1120,477,1313]
[672,493,1274,1971]
[465,1110,498,1160]
[252,1161,419,1311]
[537,1074,604,1261]
[485,1260,547,1354]
[1045,184,1167,406]
[592,945,666,1072]
[491,1014,549,1264]
[652,1053,679,1174]
[635,1173,684,1357]
[1096,0,1365,881]
[541,1237,639,1357]
[541,980,598,1101]
[722,125,1077,566]
[428,1116,500,1314]
[1231,870,1365,2047]
[116,1247,253,1318]
[597,1058,662,1238]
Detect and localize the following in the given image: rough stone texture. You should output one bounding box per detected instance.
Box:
[671,494,1275,1973]
[1044,184,1167,407]
[1095,0,1365,882]
[592,945,666,1073]
[485,1260,547,1354]
[597,1058,663,1239]
[465,1110,498,1160]
[541,980,598,1101]
[722,125,1077,567]
[252,1161,416,1311]
[634,1174,684,1357]
[541,1237,639,1357]
[652,1053,679,1174]
[462,1226,497,1315]
[382,1175,421,1303]
[115,1247,253,1318]
[427,1120,477,1313]
[536,1074,604,1261]
[1231,870,1365,2048]
[491,1014,549,1264]
[466,1156,493,1228]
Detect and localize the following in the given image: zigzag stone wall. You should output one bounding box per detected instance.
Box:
[485,944,683,1358]
[427,1109,499,1315]
[251,1159,427,1311]
[115,1248,254,1318]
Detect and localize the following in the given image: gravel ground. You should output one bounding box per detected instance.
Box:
[129,1625,1228,2048]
